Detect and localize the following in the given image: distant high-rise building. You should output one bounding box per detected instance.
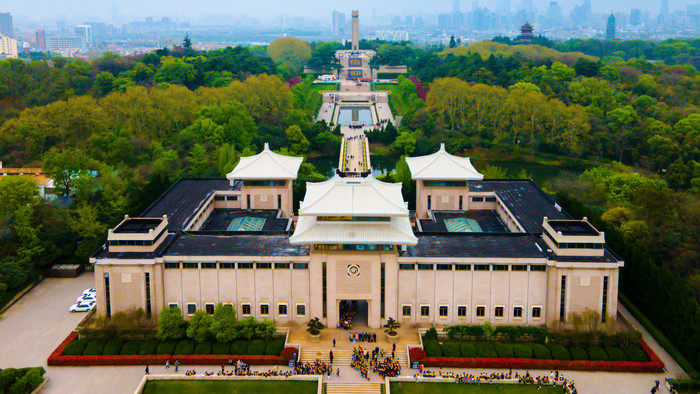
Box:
[660,0,669,16]
[0,34,19,58]
[570,0,592,25]
[606,13,616,39]
[546,2,563,25]
[332,11,346,36]
[0,13,12,38]
[630,9,642,25]
[453,0,461,13]
[75,25,92,46]
[438,13,452,30]
[47,36,86,52]
[405,15,413,26]
[36,29,46,49]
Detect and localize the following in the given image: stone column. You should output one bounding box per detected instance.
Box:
[352,10,359,50]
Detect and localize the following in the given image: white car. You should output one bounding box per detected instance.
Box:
[69,301,95,312]
[82,287,96,296]
[76,294,96,303]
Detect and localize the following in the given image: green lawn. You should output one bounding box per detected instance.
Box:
[373,83,407,116]
[143,379,318,394]
[307,83,338,115]
[390,382,562,394]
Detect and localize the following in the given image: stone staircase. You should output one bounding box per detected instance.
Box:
[300,350,408,367]
[325,382,383,394]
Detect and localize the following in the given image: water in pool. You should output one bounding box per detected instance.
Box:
[337,107,373,126]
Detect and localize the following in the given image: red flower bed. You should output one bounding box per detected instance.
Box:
[409,347,426,362]
[47,332,286,367]
[421,339,664,373]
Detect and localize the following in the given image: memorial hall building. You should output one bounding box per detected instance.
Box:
[90,144,623,329]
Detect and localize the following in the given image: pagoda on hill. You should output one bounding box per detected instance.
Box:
[515,21,534,43]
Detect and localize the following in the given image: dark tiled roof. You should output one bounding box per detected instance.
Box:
[92,234,178,260]
[419,210,508,233]
[113,218,163,233]
[468,180,569,233]
[402,233,546,258]
[200,209,289,232]
[547,220,599,236]
[166,233,309,257]
[141,178,232,231]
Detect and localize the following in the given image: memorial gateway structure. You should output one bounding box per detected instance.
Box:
[90,143,623,330]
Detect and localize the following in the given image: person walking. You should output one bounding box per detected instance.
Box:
[336,368,340,377]
[392,343,396,352]
[333,338,336,348]
[330,350,334,364]
[165,360,169,370]
[145,365,149,375]
[174,360,179,372]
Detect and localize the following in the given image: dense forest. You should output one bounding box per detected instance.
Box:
[0,36,698,372]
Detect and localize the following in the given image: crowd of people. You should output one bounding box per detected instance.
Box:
[350,346,401,380]
[348,331,377,342]
[413,367,576,392]
[293,359,333,377]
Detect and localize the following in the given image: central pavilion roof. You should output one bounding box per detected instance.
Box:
[290,216,417,245]
[298,175,408,217]
[405,143,483,181]
[226,143,303,180]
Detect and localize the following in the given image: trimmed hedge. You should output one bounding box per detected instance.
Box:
[476,343,497,358]
[212,342,231,355]
[120,341,142,355]
[588,346,609,361]
[624,346,648,362]
[550,345,571,361]
[63,339,89,356]
[606,347,627,362]
[0,367,45,394]
[494,343,514,358]
[194,342,212,355]
[281,347,299,362]
[139,340,158,356]
[409,347,426,362]
[423,340,442,357]
[442,342,461,357]
[83,339,106,356]
[102,338,123,355]
[174,339,196,355]
[570,347,588,361]
[513,344,533,359]
[265,339,285,356]
[156,341,177,355]
[531,344,552,360]
[247,340,266,356]
[459,343,477,358]
[231,341,249,355]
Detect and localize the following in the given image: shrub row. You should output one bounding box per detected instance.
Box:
[0,367,45,394]
[418,339,664,373]
[423,340,649,363]
[65,336,285,357]
[48,332,287,367]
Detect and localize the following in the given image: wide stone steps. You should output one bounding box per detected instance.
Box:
[325,382,383,394]
[300,350,408,367]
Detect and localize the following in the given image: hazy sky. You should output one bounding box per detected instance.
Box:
[6,0,695,24]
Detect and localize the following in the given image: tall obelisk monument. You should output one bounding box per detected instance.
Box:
[351,10,359,50]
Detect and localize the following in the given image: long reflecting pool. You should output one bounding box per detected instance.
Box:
[337,107,373,125]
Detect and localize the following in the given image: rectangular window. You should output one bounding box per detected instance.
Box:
[275,262,290,269]
[296,304,306,316]
[187,304,197,315]
[512,265,528,271]
[532,306,542,319]
[242,304,251,315]
[380,263,385,319]
[257,263,271,269]
[168,303,178,309]
[399,264,415,270]
[560,275,567,322]
[214,195,225,201]
[104,273,111,317]
[164,262,180,269]
[474,264,490,271]
[420,305,430,317]
[476,306,486,317]
[278,194,282,209]
[226,196,238,201]
[402,305,412,317]
[260,304,269,316]
[513,306,523,318]
[322,262,327,318]
[439,305,448,317]
[457,306,467,317]
[493,264,508,271]
[459,195,463,210]
[183,262,198,269]
[145,273,151,314]
[494,306,504,318]
[278,304,288,316]
[292,263,308,269]
[243,180,286,187]
[436,264,452,271]
[418,264,434,270]
[472,197,484,202]
[238,262,253,269]
[205,304,215,314]
[530,265,547,272]
[220,262,235,269]
[455,264,471,271]
[246,194,251,208]
[427,195,431,210]
[485,197,497,202]
[424,181,467,187]
[602,276,609,323]
[201,262,216,269]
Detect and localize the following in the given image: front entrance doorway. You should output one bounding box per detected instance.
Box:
[338,300,368,329]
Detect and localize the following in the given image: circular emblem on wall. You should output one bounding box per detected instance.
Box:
[347,264,361,277]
